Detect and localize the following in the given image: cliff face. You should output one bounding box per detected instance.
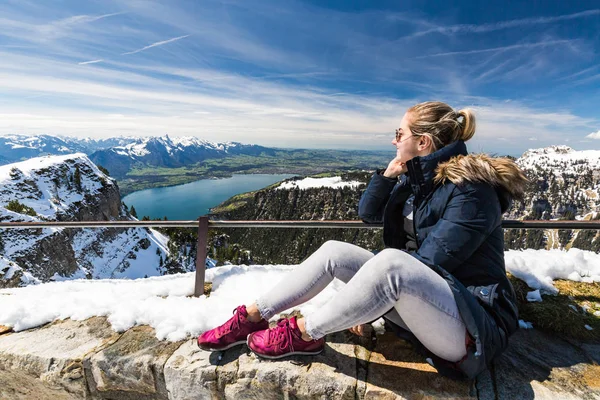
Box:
[0,154,170,287]
[208,172,382,265]
[505,146,600,251]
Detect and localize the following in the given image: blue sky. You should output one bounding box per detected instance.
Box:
[0,0,599,155]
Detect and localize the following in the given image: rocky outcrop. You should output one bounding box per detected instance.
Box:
[0,317,598,399]
[0,317,120,399]
[85,326,182,400]
[208,172,382,265]
[0,154,170,286]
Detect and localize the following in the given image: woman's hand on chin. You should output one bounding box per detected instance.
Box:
[383,156,406,178]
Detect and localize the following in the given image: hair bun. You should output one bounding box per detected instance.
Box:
[457,108,476,141]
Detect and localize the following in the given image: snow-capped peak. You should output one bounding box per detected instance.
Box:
[518,146,600,171]
[521,145,574,158]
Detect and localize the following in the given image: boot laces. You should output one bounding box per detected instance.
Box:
[217,307,242,336]
[268,318,295,351]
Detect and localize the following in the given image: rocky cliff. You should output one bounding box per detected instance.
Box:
[0,154,171,287]
[505,145,600,252]
[208,172,383,265]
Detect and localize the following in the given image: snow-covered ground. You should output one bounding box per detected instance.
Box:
[505,248,600,294]
[1,248,599,341]
[277,176,363,190]
[0,264,347,341]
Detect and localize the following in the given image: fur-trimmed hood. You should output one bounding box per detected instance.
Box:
[434,154,528,201]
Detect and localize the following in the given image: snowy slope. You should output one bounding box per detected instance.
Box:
[0,154,170,286]
[519,145,600,176]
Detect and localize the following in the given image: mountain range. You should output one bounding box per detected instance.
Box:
[0,134,275,176]
[0,134,133,164]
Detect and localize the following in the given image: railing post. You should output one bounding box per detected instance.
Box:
[194,216,209,297]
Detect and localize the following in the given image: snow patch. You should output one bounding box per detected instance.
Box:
[0,264,347,341]
[519,320,534,329]
[277,177,363,190]
[505,248,600,294]
[526,289,543,302]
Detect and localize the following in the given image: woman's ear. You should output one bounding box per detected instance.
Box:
[418,135,433,152]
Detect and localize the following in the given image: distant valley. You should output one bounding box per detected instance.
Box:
[0,134,391,195]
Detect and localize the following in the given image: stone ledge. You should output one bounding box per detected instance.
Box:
[0,317,598,399]
[0,317,121,400]
[85,325,183,400]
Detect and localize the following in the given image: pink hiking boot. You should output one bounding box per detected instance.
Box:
[247,316,325,359]
[197,305,268,351]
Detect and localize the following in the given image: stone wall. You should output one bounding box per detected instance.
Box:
[0,317,598,399]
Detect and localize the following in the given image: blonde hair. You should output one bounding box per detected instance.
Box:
[407,101,476,151]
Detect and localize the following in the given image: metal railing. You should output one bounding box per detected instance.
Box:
[2,218,600,297]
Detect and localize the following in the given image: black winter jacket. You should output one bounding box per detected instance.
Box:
[358,140,527,379]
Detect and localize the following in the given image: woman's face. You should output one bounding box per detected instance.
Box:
[392,112,424,171]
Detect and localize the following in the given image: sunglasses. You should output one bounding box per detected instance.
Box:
[395,129,413,143]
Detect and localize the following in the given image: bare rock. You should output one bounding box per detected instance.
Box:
[225,331,357,399]
[163,338,232,400]
[493,329,600,399]
[364,332,473,399]
[85,325,183,400]
[164,331,360,400]
[0,317,120,400]
[2,317,600,400]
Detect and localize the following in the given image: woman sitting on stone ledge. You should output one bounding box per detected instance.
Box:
[198,101,528,380]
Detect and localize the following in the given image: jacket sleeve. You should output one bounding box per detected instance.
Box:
[412,183,501,274]
[358,169,398,224]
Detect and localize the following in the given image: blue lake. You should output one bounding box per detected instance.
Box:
[121,174,294,220]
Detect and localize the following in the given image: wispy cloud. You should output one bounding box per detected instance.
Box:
[0,50,595,153]
[50,12,126,29]
[586,131,600,139]
[38,12,126,39]
[408,9,600,38]
[121,34,191,55]
[78,59,104,65]
[414,39,576,59]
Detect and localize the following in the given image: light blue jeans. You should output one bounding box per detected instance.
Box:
[256,240,467,362]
